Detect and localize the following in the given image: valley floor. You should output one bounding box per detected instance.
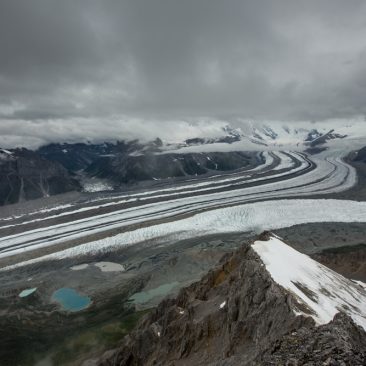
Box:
[0,148,366,365]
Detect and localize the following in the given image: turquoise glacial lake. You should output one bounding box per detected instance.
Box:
[52,288,91,312]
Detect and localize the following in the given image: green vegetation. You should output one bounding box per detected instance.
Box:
[35,309,151,366]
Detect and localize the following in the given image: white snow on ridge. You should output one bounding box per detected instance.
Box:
[3,199,366,271]
[252,236,366,330]
[160,119,366,154]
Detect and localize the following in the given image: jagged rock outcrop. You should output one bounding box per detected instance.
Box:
[89,235,366,366]
[261,312,366,365]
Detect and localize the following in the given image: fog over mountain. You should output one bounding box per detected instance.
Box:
[3,4,366,364]
[1,0,366,148]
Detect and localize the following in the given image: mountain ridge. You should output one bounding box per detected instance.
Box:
[1,121,365,205]
[89,233,366,366]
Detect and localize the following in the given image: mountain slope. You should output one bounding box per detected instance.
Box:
[37,140,145,172]
[0,148,80,205]
[92,234,366,366]
[85,151,259,184]
[0,121,364,202]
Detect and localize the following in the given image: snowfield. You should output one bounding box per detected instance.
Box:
[0,151,356,259]
[0,147,362,271]
[252,236,366,331]
[159,119,366,154]
[3,199,366,270]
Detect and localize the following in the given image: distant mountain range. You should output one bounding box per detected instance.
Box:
[0,121,365,205]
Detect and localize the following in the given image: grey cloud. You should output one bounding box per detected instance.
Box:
[1,0,366,145]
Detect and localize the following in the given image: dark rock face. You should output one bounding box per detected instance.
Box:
[262,312,366,365]
[38,141,259,185]
[354,146,366,163]
[86,151,259,184]
[304,146,328,155]
[312,245,366,282]
[37,141,142,172]
[185,127,241,146]
[185,135,240,146]
[91,243,366,366]
[0,148,80,205]
[38,142,112,172]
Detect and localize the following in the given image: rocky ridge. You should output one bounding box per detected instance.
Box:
[88,233,366,366]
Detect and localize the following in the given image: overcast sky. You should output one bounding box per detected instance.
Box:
[1,0,366,147]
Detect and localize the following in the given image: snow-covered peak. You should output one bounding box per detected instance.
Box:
[238,119,366,148]
[159,119,366,154]
[252,235,366,330]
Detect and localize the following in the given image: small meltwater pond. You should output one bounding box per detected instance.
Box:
[129,282,179,304]
[52,288,91,312]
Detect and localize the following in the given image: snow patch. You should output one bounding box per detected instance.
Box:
[93,261,125,272]
[19,288,37,298]
[82,181,114,193]
[70,264,89,271]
